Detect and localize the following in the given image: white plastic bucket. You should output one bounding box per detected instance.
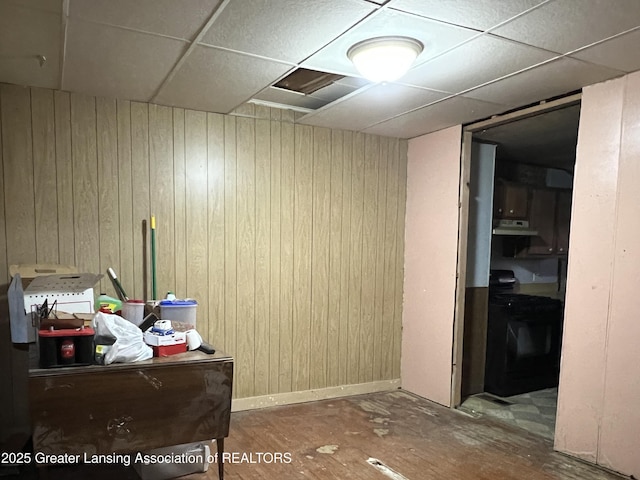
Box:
[122,300,145,326]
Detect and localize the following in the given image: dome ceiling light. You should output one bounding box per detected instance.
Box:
[347,36,423,83]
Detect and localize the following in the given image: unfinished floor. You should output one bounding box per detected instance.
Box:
[14,390,623,480]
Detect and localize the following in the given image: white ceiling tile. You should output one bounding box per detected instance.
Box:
[570,28,640,73]
[401,34,556,93]
[389,0,545,31]
[64,20,188,101]
[156,46,293,113]
[362,95,509,138]
[4,0,62,13]
[253,87,327,110]
[0,3,60,89]
[491,0,640,54]
[69,0,222,40]
[201,0,376,63]
[464,57,624,107]
[309,82,359,102]
[298,83,448,131]
[303,8,478,77]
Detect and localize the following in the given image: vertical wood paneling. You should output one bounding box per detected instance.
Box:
[0,93,6,283]
[279,110,295,393]
[54,91,74,267]
[207,113,225,348]
[360,135,379,383]
[269,109,282,394]
[373,137,389,380]
[31,88,58,264]
[0,85,408,400]
[223,115,238,391]
[338,131,353,386]
[347,132,365,385]
[131,102,150,300]
[327,129,343,387]
[173,108,187,299]
[96,97,119,294]
[2,85,36,265]
[236,116,256,398]
[116,100,134,297]
[185,110,208,340]
[293,124,313,392]
[255,109,270,396]
[310,127,331,389]
[70,94,99,276]
[149,104,175,297]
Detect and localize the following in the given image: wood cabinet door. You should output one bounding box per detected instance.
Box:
[528,188,556,255]
[494,182,528,219]
[555,190,572,254]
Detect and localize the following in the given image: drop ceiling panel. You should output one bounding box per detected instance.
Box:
[400,34,556,93]
[363,96,509,138]
[303,8,478,77]
[570,28,640,73]
[64,20,188,101]
[464,57,624,107]
[0,3,61,89]
[156,46,293,113]
[309,82,359,102]
[299,84,448,131]
[491,0,640,54]
[4,0,62,13]
[253,87,327,110]
[69,0,222,40]
[200,0,376,63]
[389,0,546,31]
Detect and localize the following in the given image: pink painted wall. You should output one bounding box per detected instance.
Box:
[555,71,640,478]
[401,125,462,407]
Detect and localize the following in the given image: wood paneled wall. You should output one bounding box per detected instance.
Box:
[0,84,407,398]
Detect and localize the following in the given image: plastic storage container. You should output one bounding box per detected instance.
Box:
[159,299,198,326]
[122,299,145,326]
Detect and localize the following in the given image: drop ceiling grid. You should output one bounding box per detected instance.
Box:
[0,1,62,89]
[62,19,190,101]
[298,83,450,132]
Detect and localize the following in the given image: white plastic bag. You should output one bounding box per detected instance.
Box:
[92,311,153,364]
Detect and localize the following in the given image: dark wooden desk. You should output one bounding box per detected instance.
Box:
[28,350,233,479]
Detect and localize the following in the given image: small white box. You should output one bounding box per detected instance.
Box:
[9,272,102,343]
[143,329,187,346]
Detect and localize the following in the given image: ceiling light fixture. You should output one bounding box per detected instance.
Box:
[347,36,423,83]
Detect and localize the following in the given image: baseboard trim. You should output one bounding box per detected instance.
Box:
[232,379,401,412]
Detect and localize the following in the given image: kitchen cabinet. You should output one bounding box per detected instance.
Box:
[493,180,528,219]
[555,190,572,253]
[527,188,557,254]
[499,186,572,258]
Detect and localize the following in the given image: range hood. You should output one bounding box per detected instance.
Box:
[492,219,538,236]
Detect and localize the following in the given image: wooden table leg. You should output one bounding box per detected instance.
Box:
[217,437,224,480]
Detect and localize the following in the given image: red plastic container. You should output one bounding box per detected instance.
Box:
[152,342,187,357]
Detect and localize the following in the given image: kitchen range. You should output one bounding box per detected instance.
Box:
[484,270,563,397]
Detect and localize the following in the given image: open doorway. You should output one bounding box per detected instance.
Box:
[456,98,580,440]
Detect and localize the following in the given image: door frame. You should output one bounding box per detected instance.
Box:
[450,92,582,407]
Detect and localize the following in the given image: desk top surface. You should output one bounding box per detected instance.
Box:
[29,349,233,377]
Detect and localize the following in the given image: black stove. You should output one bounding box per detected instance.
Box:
[484,271,564,397]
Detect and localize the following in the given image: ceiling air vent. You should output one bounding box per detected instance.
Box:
[274,68,345,95]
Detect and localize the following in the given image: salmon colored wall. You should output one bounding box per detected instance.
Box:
[401,125,462,407]
[556,71,640,478]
